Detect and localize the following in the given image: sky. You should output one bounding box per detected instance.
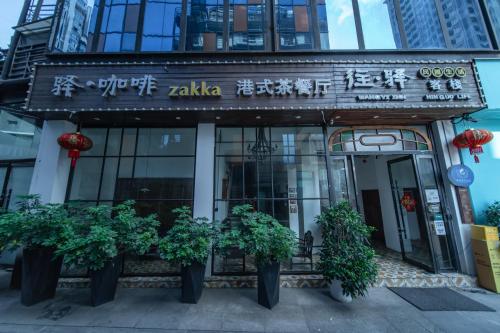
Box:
[0,1,24,49]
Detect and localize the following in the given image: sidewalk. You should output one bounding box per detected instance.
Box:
[0,270,499,333]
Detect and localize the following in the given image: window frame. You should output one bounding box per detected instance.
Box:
[51,0,496,53]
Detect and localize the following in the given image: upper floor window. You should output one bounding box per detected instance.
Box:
[485,0,500,45]
[50,0,494,53]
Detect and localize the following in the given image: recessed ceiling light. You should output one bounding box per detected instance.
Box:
[373,115,380,119]
[176,116,181,120]
[134,117,141,121]
[411,115,417,118]
[295,115,302,119]
[335,115,341,119]
[93,117,100,121]
[256,116,261,119]
[215,116,221,120]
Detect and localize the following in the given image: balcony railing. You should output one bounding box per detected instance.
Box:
[24,1,56,24]
[8,43,47,80]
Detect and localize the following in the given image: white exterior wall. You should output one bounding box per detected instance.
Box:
[29,120,76,203]
[193,123,215,276]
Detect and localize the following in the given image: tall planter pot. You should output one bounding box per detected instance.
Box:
[181,261,206,304]
[21,247,63,306]
[89,255,123,307]
[257,260,280,309]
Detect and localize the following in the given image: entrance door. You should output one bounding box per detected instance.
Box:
[388,156,435,272]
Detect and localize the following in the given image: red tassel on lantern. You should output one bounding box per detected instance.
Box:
[452,129,494,163]
[57,132,93,167]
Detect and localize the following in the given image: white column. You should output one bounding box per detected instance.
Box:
[192,123,215,276]
[29,120,76,204]
[432,120,475,275]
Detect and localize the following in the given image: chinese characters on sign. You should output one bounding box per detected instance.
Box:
[236,78,332,97]
[418,66,470,101]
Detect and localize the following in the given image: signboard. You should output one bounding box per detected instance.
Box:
[425,189,441,203]
[447,164,474,187]
[26,60,484,113]
[434,219,447,236]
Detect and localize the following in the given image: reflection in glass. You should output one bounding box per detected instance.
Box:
[440,0,490,49]
[486,0,500,42]
[98,0,141,52]
[276,0,313,50]
[70,157,103,200]
[316,0,358,49]
[399,0,445,49]
[136,128,196,156]
[0,110,41,160]
[359,0,401,49]
[141,0,182,51]
[230,0,266,50]
[54,0,96,52]
[186,0,225,51]
[330,158,349,203]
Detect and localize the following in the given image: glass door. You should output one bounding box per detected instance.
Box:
[388,156,435,272]
[329,155,357,207]
[0,161,35,211]
[414,155,455,270]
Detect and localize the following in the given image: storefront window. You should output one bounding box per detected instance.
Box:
[358,0,401,49]
[316,0,358,50]
[440,0,490,49]
[68,127,196,275]
[276,0,314,50]
[399,0,446,49]
[0,110,42,160]
[141,0,182,51]
[213,127,328,273]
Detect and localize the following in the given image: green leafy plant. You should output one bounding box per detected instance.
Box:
[57,201,159,271]
[0,195,72,252]
[215,204,296,265]
[316,201,378,299]
[485,201,500,228]
[158,206,213,267]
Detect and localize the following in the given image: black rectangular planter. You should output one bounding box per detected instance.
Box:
[257,261,280,309]
[21,247,63,306]
[90,255,123,307]
[181,262,206,304]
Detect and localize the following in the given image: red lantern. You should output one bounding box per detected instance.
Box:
[452,129,494,163]
[57,132,93,167]
[400,193,416,212]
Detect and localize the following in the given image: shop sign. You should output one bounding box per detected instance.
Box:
[447,164,474,187]
[26,60,485,112]
[433,218,447,236]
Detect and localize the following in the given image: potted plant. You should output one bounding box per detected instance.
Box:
[159,206,213,303]
[316,201,378,303]
[0,195,72,306]
[485,201,500,229]
[57,200,159,306]
[216,204,296,309]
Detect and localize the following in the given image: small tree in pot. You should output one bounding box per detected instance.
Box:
[57,201,159,306]
[216,204,296,309]
[159,207,213,303]
[0,195,72,306]
[316,201,378,302]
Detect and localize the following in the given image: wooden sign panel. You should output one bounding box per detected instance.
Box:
[26,60,485,113]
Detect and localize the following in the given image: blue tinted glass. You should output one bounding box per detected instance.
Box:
[399,0,445,49]
[278,0,292,5]
[101,7,110,33]
[122,33,136,51]
[486,0,500,41]
[104,33,122,51]
[108,5,125,32]
[141,36,162,51]
[89,4,99,33]
[441,0,490,49]
[143,2,164,34]
[319,0,358,49]
[359,0,401,49]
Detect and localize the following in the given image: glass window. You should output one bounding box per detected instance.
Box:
[441,0,490,49]
[229,0,267,50]
[316,0,358,50]
[399,0,446,49]
[186,0,225,51]
[97,0,140,52]
[358,0,401,49]
[214,127,328,274]
[276,0,314,50]
[141,0,182,51]
[68,127,196,276]
[485,0,500,42]
[0,110,42,160]
[53,0,97,52]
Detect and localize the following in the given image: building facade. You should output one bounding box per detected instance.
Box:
[1,0,500,277]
